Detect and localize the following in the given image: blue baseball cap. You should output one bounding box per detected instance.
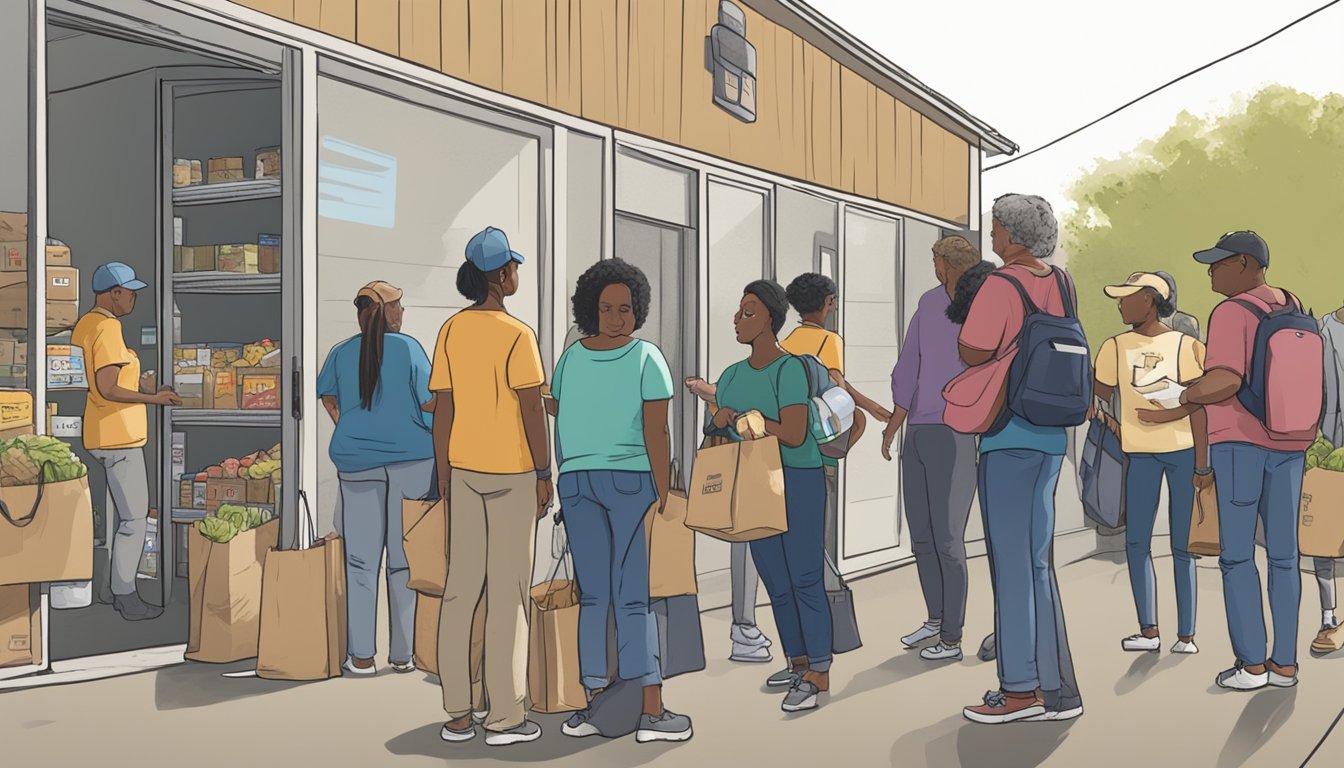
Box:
[91,262,148,292]
[1193,231,1269,268]
[465,227,526,273]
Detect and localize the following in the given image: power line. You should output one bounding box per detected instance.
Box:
[984,0,1341,172]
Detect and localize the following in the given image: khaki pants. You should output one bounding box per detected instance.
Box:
[439,469,537,731]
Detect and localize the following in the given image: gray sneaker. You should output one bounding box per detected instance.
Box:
[978,633,996,662]
[440,721,477,743]
[484,720,542,747]
[561,709,600,738]
[636,710,693,743]
[781,681,821,713]
[766,667,803,688]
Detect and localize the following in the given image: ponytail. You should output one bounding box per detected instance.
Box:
[355,296,387,410]
[456,262,490,306]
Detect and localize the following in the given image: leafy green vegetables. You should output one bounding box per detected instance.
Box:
[0,435,88,487]
[196,504,275,543]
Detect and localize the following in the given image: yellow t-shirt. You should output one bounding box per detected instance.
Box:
[781,324,844,374]
[1095,330,1206,455]
[429,309,546,474]
[71,308,147,450]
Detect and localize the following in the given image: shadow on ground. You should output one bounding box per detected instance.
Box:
[154,661,309,710]
[833,648,967,705]
[890,714,1074,768]
[384,719,691,765]
[1216,689,1297,768]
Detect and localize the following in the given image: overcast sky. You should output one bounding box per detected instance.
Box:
[810,0,1344,217]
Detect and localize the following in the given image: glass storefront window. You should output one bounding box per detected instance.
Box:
[706,180,768,383]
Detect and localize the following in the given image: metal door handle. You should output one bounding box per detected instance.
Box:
[291,358,302,419]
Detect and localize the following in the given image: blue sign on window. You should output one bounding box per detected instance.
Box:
[318,136,397,229]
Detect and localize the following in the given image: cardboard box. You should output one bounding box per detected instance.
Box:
[1300,468,1344,558]
[175,368,210,409]
[205,477,247,513]
[0,273,26,329]
[175,245,216,273]
[258,234,280,274]
[46,241,71,266]
[47,301,79,331]
[212,368,239,409]
[246,477,275,505]
[217,244,259,274]
[256,147,281,179]
[0,338,16,366]
[240,371,280,410]
[0,241,25,272]
[174,344,210,369]
[0,389,33,433]
[207,157,245,184]
[0,584,40,669]
[210,344,243,369]
[191,160,203,185]
[173,159,193,188]
[47,266,79,302]
[0,212,26,241]
[180,476,195,508]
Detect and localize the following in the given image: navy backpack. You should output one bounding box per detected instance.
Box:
[991,269,1093,431]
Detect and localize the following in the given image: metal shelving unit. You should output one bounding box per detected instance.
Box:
[171,177,281,207]
[168,408,282,428]
[172,272,280,294]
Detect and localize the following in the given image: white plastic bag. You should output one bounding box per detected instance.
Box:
[51,580,92,609]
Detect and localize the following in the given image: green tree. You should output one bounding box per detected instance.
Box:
[1064,85,1344,350]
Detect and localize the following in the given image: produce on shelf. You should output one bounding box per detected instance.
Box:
[181,443,282,509]
[196,503,275,544]
[0,435,88,487]
[1307,434,1344,472]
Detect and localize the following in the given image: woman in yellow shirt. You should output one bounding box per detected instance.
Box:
[1094,272,1208,656]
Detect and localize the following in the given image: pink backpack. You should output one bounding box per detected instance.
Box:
[1228,290,1324,441]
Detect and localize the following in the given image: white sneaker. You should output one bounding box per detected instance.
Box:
[343,657,377,676]
[730,623,774,663]
[1121,634,1160,652]
[919,643,964,662]
[1170,640,1199,655]
[901,622,942,648]
[1025,705,1084,722]
[1216,662,1268,691]
[1268,668,1298,688]
[484,720,542,747]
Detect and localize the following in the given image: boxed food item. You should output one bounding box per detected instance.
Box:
[46,344,87,389]
[46,301,79,331]
[258,234,280,274]
[0,390,33,436]
[207,156,245,184]
[175,245,216,273]
[210,344,243,369]
[256,147,281,179]
[175,368,210,409]
[179,475,195,508]
[191,160,204,185]
[246,477,275,505]
[47,266,79,302]
[0,212,25,241]
[0,273,25,329]
[240,371,280,411]
[205,477,247,513]
[46,239,72,266]
[212,368,239,409]
[174,344,210,370]
[217,244,259,274]
[173,159,194,188]
[1,241,25,272]
[0,338,17,366]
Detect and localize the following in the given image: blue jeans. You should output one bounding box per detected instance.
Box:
[338,458,434,664]
[981,449,1076,697]
[751,467,832,672]
[1124,450,1198,638]
[558,470,661,691]
[1211,442,1304,667]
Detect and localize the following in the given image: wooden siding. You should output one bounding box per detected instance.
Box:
[230,0,971,224]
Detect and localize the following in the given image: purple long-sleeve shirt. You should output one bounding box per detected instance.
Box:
[891,286,968,426]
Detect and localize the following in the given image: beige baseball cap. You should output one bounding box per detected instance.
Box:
[1104,272,1169,300]
[356,280,402,305]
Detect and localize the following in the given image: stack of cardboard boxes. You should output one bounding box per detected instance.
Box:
[172,147,279,189]
[0,234,80,335]
[174,339,280,411]
[178,442,282,514]
[173,234,280,274]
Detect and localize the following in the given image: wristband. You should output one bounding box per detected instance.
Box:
[535,467,553,481]
[1194,467,1213,476]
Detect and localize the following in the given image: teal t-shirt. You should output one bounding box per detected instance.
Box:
[979,414,1067,456]
[553,338,674,474]
[716,355,823,469]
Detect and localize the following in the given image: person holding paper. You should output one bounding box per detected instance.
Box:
[1094,272,1208,656]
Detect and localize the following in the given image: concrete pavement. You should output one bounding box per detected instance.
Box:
[3,530,1343,768]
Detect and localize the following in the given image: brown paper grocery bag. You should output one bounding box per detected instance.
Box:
[686,437,788,543]
[185,520,279,663]
[414,591,487,707]
[527,578,586,714]
[0,476,94,586]
[1299,468,1344,558]
[645,491,698,597]
[402,498,446,597]
[256,537,347,680]
[1188,479,1220,557]
[0,583,40,669]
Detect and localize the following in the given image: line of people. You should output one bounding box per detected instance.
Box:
[315,198,1340,745]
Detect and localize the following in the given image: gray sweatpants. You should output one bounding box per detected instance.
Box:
[90,448,149,597]
[902,425,978,644]
[1315,557,1337,613]
[731,542,760,627]
[339,458,435,665]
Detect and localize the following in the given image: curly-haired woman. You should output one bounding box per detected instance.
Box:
[550,258,692,743]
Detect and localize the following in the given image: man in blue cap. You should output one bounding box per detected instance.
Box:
[71,262,181,621]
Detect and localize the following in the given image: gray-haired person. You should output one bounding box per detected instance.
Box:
[881,236,982,662]
[1155,271,1202,341]
[960,194,1083,724]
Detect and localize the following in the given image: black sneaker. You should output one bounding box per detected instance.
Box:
[113,592,163,621]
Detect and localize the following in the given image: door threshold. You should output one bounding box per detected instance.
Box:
[0,645,186,692]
